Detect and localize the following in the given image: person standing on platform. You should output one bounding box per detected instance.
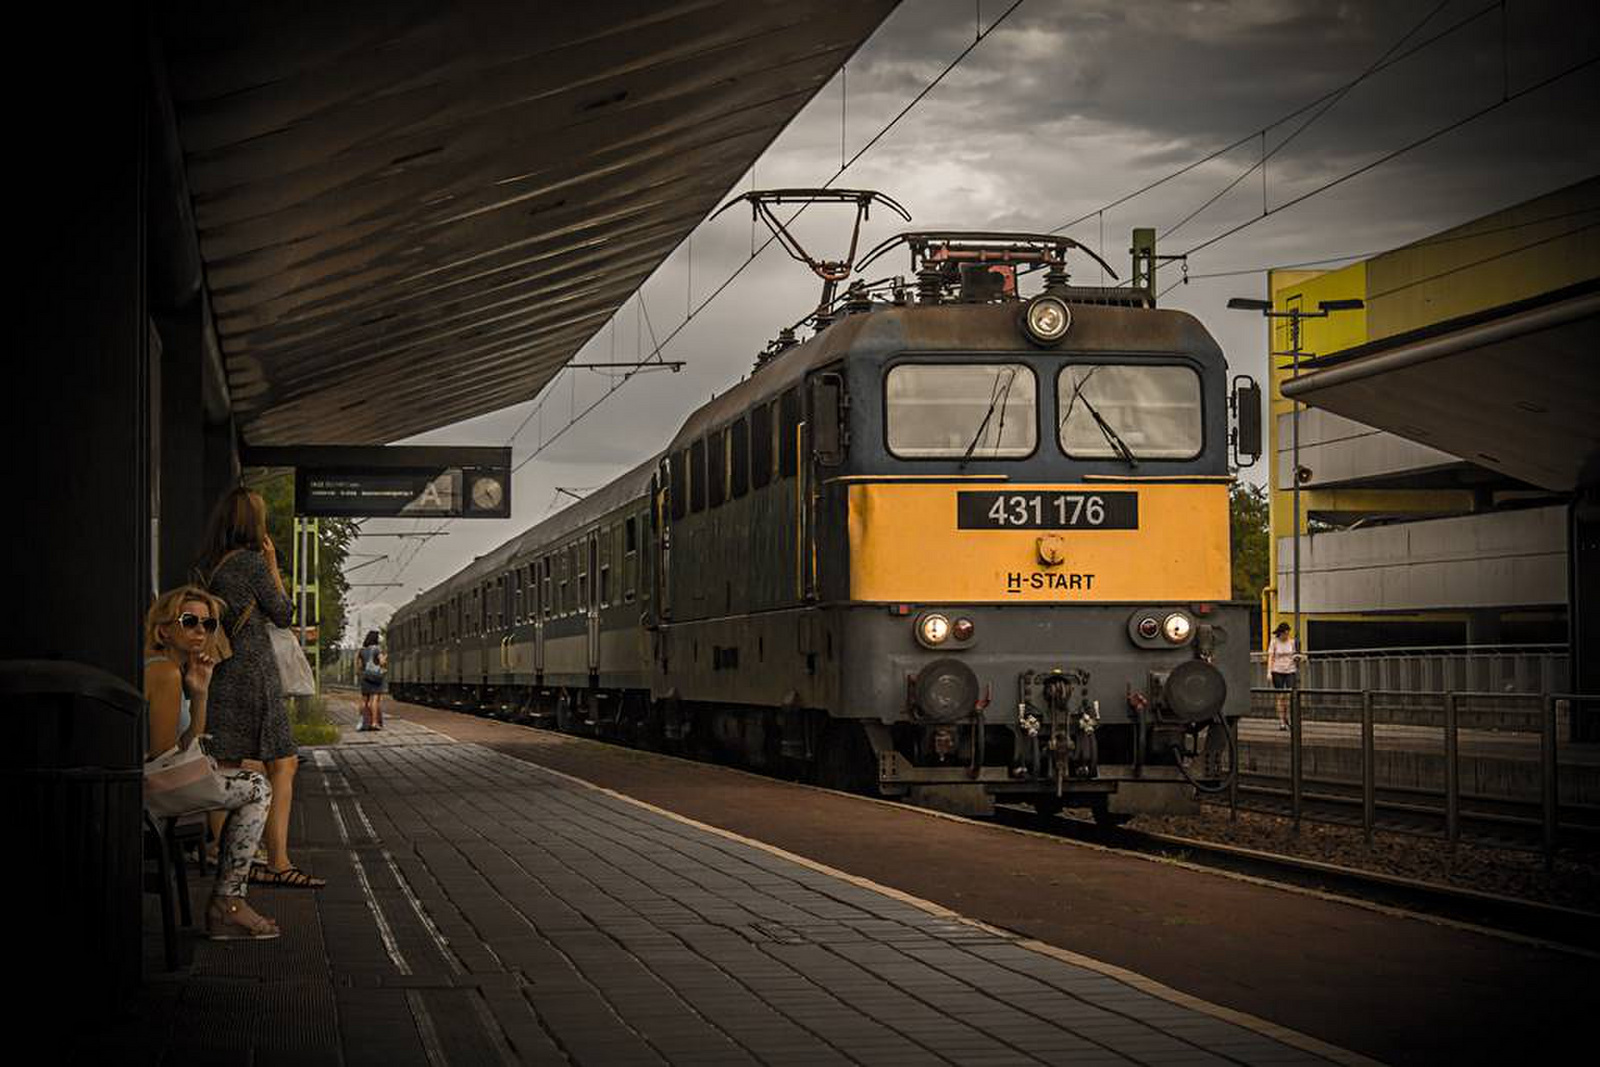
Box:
[143,586,279,939]
[357,630,387,731]
[1267,621,1302,731]
[199,487,326,889]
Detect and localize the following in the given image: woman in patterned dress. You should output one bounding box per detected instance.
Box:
[199,488,325,888]
[144,585,279,938]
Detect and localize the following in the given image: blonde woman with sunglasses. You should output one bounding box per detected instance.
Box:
[144,586,279,940]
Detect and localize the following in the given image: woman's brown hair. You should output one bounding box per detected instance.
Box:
[198,487,269,573]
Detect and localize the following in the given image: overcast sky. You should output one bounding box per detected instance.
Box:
[344,0,1600,638]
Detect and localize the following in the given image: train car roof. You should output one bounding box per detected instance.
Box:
[395,452,658,620]
[395,298,1221,623]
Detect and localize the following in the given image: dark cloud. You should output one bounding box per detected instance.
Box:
[347,0,1600,617]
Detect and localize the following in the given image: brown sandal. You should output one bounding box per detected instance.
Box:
[206,897,280,940]
[250,864,326,889]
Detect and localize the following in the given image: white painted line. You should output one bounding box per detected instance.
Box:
[321,750,409,976]
[352,796,381,843]
[397,719,1373,1067]
[328,796,351,848]
[350,847,410,976]
[405,989,449,1067]
[393,707,1597,961]
[465,988,521,1067]
[382,846,463,976]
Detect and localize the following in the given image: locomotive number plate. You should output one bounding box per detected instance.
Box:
[956,490,1138,530]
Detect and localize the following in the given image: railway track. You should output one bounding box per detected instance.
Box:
[360,694,1600,953]
[993,805,1600,953]
[1214,772,1600,850]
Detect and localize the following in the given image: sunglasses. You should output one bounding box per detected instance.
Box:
[177,612,219,633]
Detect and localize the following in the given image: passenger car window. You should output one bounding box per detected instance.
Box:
[885,363,1037,458]
[1057,364,1202,460]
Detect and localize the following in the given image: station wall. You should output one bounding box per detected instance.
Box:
[1264,176,1600,651]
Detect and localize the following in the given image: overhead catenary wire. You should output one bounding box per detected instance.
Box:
[1158,0,1452,242]
[356,3,1028,608]
[1154,204,1600,288]
[1049,0,1504,237]
[1175,51,1600,263]
[1159,216,1600,303]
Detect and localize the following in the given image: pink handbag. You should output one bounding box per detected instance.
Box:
[143,736,228,817]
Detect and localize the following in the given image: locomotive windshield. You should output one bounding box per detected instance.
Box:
[886,363,1037,458]
[1058,364,1202,460]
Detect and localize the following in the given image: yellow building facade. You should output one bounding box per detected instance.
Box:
[1263,177,1600,650]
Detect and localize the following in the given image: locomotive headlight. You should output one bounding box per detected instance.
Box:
[1162,612,1194,644]
[918,613,952,646]
[1023,295,1071,344]
[951,617,975,642]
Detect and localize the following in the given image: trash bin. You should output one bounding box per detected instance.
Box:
[1,659,145,1021]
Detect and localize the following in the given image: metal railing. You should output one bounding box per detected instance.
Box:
[1251,644,1569,695]
[1236,686,1598,869]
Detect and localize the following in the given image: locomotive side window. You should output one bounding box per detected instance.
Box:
[513,568,524,623]
[885,363,1037,458]
[708,429,726,508]
[730,418,750,498]
[751,403,773,488]
[669,450,687,521]
[542,558,552,619]
[690,438,707,512]
[778,389,800,477]
[1057,364,1202,460]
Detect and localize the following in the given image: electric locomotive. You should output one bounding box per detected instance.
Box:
[388,190,1263,821]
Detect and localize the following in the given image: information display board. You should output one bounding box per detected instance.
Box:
[243,446,512,519]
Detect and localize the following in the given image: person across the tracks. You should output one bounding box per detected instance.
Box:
[1267,621,1303,731]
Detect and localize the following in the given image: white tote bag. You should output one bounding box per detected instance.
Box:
[144,736,229,817]
[269,624,317,696]
[211,550,317,698]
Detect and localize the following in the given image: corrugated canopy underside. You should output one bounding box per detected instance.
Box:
[161,0,897,445]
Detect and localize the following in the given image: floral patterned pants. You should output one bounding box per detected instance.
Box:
[215,768,271,897]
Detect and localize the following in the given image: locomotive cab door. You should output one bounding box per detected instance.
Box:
[800,370,844,601]
[586,532,601,674]
[655,462,672,623]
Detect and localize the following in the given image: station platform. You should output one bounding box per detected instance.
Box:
[88,699,1589,1065]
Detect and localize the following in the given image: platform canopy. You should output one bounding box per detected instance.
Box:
[156,1,897,446]
[1282,283,1600,492]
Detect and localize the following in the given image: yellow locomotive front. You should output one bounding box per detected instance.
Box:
[797,235,1259,819]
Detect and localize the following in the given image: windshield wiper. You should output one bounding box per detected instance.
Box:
[960,366,1017,467]
[1080,393,1139,468]
[1061,369,1138,468]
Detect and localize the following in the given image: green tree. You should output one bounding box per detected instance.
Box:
[1230,481,1270,603]
[256,474,359,663]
